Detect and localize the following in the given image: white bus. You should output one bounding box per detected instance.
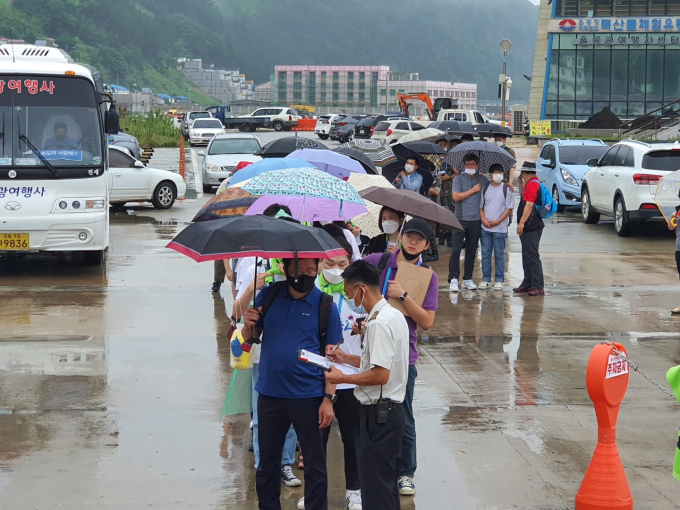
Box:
[0,44,119,265]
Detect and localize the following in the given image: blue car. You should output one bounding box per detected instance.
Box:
[535,139,609,212]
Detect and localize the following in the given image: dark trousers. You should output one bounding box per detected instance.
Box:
[257,395,327,510]
[448,219,482,281]
[400,364,417,478]
[519,229,544,290]
[214,260,226,283]
[357,404,405,510]
[321,388,360,490]
[426,220,439,258]
[676,251,680,279]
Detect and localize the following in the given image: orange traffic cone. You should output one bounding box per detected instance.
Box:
[575,342,633,509]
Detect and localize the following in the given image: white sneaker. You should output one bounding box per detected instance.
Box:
[398,476,416,495]
[461,279,477,290]
[297,497,305,509]
[346,489,362,509]
[449,279,459,292]
[281,465,302,487]
[477,281,491,290]
[493,282,504,290]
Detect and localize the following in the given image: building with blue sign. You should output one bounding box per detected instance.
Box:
[528,0,680,121]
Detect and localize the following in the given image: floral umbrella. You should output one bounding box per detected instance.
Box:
[191,187,259,222]
[347,173,394,238]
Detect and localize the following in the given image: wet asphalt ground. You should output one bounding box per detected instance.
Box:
[1,134,680,509]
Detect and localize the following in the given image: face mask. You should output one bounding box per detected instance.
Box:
[492,173,504,184]
[349,287,366,315]
[401,248,421,261]
[496,140,505,147]
[286,273,316,294]
[464,168,476,176]
[322,267,344,284]
[404,164,415,174]
[382,220,399,234]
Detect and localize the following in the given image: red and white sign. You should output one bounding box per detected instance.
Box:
[605,354,629,379]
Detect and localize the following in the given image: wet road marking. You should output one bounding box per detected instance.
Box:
[191,149,202,191]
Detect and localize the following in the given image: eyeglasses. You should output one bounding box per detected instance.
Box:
[290,269,318,277]
[403,232,427,243]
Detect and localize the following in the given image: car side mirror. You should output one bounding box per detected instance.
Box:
[133,160,145,168]
[104,104,120,134]
[197,151,205,156]
[545,160,555,168]
[587,158,599,167]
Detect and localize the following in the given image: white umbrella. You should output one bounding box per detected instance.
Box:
[397,128,445,144]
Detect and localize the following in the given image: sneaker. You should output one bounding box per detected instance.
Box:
[449,279,459,292]
[281,465,302,487]
[398,476,416,496]
[477,281,491,290]
[461,279,477,290]
[512,285,531,293]
[672,306,680,315]
[297,497,305,509]
[346,490,362,509]
[528,288,545,296]
[211,280,221,292]
[493,282,504,290]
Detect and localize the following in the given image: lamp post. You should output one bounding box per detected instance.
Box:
[500,39,512,127]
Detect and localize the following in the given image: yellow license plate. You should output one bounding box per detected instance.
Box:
[0,233,29,250]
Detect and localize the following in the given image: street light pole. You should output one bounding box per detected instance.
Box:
[500,39,512,128]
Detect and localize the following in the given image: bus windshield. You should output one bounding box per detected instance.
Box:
[0,76,103,173]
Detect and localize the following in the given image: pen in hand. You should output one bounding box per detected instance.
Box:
[332,339,345,351]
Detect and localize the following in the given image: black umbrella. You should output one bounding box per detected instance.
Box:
[256,136,328,158]
[394,141,446,157]
[359,186,462,230]
[381,160,435,196]
[332,146,379,175]
[428,120,477,135]
[167,215,345,262]
[444,140,516,173]
[472,123,513,138]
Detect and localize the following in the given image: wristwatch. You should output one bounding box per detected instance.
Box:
[324,393,337,403]
[398,291,408,302]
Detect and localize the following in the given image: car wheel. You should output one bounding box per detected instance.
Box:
[581,187,600,224]
[553,186,566,213]
[614,195,632,237]
[318,134,329,140]
[283,127,292,132]
[83,250,104,266]
[273,121,284,132]
[152,181,176,209]
[203,184,213,194]
[242,123,255,133]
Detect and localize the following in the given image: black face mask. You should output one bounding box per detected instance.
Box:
[286,274,316,294]
[401,249,422,261]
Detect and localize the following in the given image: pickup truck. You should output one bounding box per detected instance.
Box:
[205,105,232,126]
[221,117,272,132]
[433,109,501,125]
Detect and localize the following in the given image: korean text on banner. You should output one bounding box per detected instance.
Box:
[530,120,551,137]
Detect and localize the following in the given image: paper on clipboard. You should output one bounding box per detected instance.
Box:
[298,349,360,375]
[390,261,433,317]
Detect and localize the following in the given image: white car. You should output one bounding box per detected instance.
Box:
[199,134,263,193]
[188,118,225,146]
[108,146,186,209]
[371,120,427,145]
[314,113,341,140]
[581,140,680,236]
[238,107,299,132]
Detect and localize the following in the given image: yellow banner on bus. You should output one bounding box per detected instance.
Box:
[530,120,552,137]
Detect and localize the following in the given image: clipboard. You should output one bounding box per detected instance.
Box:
[297,349,361,375]
[390,261,433,317]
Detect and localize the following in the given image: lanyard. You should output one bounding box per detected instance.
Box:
[381,259,421,297]
[337,295,344,315]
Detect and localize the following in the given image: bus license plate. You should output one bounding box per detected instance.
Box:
[0,233,29,250]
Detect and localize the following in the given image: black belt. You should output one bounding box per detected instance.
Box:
[359,401,402,411]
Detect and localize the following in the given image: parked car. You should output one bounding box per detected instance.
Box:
[536,139,609,212]
[237,107,299,132]
[437,109,498,124]
[188,118,225,146]
[108,130,141,160]
[331,114,366,143]
[180,111,213,140]
[200,134,263,193]
[580,140,680,236]
[108,146,186,209]
[314,113,342,140]
[372,120,426,145]
[354,114,409,140]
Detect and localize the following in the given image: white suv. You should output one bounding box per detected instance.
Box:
[580,140,680,236]
[237,107,299,132]
[314,113,341,140]
[371,120,426,145]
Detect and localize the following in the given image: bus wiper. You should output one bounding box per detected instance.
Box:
[19,134,60,178]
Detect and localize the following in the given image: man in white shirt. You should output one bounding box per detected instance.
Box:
[326,260,409,510]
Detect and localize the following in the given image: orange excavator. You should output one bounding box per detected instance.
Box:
[397,93,458,120]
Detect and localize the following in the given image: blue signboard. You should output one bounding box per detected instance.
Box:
[39,150,83,162]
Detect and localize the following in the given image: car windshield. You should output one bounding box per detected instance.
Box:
[642,150,680,171]
[559,146,609,165]
[374,122,391,131]
[193,119,222,129]
[209,138,260,155]
[0,76,103,169]
[190,112,211,120]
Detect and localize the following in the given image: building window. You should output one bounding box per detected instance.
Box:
[557,0,679,16]
[293,71,302,80]
[333,81,339,90]
[294,82,302,90]
[380,89,386,96]
[333,92,339,101]
[278,71,287,80]
[294,91,302,101]
[359,92,365,101]
[348,92,354,101]
[321,71,327,77]
[333,72,339,80]
[321,92,327,100]
[390,89,396,97]
[348,72,354,80]
[279,92,286,102]
[360,72,366,80]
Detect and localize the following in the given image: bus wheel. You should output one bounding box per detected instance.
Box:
[83,250,104,266]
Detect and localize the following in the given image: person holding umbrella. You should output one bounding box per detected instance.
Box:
[392,157,423,192]
[494,134,516,189]
[366,206,406,255]
[667,202,680,315]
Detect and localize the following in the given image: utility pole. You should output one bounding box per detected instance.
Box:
[500,39,512,127]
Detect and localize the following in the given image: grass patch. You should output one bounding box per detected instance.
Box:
[121,111,180,148]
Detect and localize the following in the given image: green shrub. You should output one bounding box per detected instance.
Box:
[120,111,180,148]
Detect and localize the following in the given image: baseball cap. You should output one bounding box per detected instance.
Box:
[401,218,431,240]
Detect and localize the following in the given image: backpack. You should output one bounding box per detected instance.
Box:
[377,251,430,273]
[258,280,334,352]
[534,181,557,219]
[482,182,513,226]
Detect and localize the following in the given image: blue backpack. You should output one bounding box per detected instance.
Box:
[535,182,557,219]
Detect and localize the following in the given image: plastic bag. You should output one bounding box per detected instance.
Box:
[229,326,252,370]
[220,368,253,418]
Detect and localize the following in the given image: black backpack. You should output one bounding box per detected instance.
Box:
[482,182,513,226]
[258,280,334,352]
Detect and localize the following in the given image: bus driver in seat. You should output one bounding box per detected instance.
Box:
[43,122,79,150]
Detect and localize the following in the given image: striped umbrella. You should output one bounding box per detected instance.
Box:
[337,139,397,167]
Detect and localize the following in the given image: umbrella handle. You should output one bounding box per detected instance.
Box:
[672,217,677,228]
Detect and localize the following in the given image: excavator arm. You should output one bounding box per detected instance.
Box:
[397,93,435,120]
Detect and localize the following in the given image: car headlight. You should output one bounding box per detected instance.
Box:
[53,198,106,212]
[206,163,222,172]
[131,137,138,144]
[561,168,578,186]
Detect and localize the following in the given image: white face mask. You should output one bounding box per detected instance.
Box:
[382,220,400,234]
[496,140,505,147]
[492,173,504,184]
[404,164,415,174]
[322,267,344,284]
[464,168,476,176]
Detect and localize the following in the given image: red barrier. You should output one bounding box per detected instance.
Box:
[292,119,316,131]
[575,342,633,510]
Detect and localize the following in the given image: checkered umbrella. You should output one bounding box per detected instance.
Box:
[337,139,397,167]
[444,140,516,174]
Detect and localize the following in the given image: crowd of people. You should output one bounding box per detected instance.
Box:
[209,133,551,509]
